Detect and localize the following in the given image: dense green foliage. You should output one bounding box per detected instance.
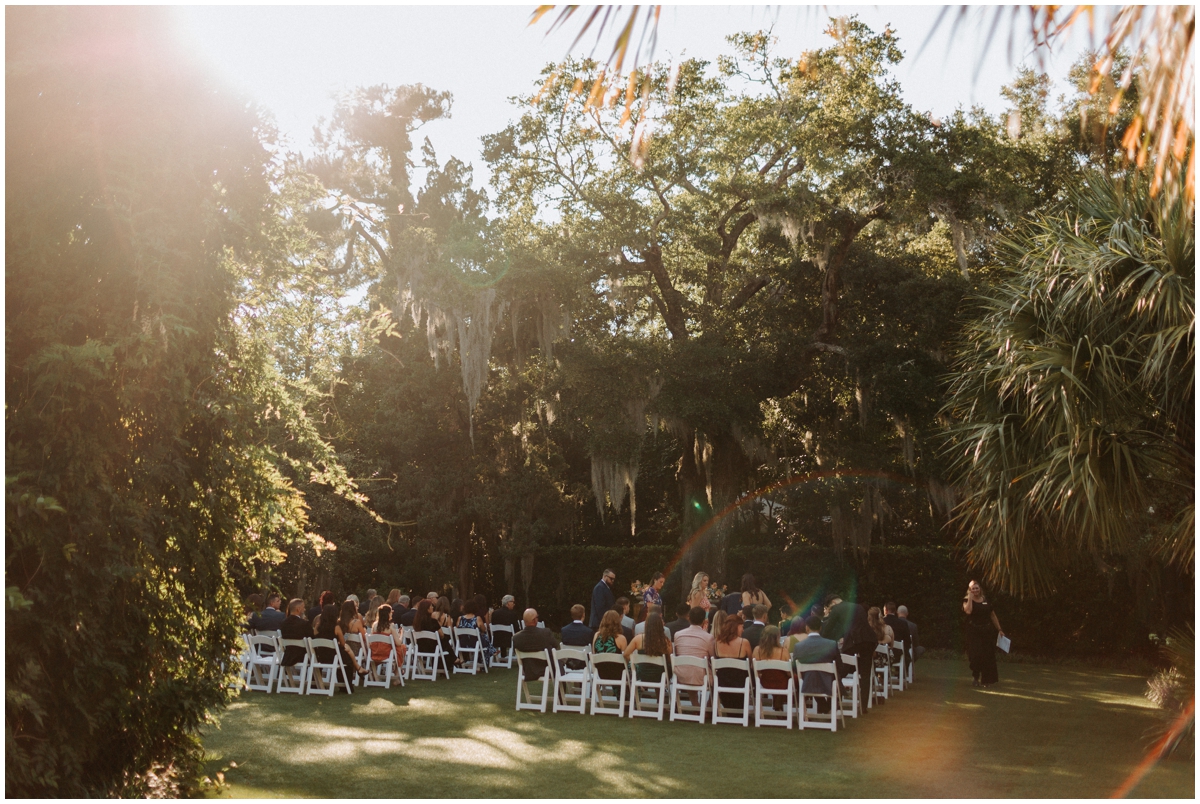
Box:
[4,8,350,795]
[5,8,1192,793]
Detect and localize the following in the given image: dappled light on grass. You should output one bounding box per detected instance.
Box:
[203,660,1192,798]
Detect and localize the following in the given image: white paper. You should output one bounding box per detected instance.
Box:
[996,634,1011,653]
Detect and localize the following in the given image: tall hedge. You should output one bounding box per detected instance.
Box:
[515,544,1183,656]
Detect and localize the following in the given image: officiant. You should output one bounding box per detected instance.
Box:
[963,580,1005,687]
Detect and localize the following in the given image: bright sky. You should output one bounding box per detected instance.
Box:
[171,4,1102,190]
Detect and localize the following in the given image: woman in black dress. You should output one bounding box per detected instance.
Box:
[963,580,1005,687]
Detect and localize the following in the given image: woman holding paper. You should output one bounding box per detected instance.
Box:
[963,580,1004,687]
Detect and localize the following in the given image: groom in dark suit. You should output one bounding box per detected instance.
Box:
[589,569,616,629]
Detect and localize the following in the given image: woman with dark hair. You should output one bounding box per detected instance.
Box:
[411,599,442,657]
[642,572,665,610]
[369,604,406,668]
[868,606,894,646]
[591,609,628,680]
[309,590,336,633]
[456,598,496,665]
[963,580,1004,687]
[337,600,368,676]
[448,597,464,623]
[472,593,492,628]
[740,574,771,609]
[714,613,751,709]
[753,625,791,710]
[314,603,366,685]
[434,596,453,629]
[623,611,672,683]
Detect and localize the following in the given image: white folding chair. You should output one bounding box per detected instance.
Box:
[588,654,629,717]
[515,649,553,713]
[796,661,843,731]
[628,653,669,720]
[839,652,861,718]
[453,627,489,675]
[889,643,906,693]
[711,657,752,727]
[244,634,279,693]
[871,644,890,706]
[552,647,591,714]
[669,655,711,723]
[274,639,309,694]
[400,626,417,679]
[752,659,794,728]
[411,630,451,681]
[229,634,252,689]
[305,638,353,696]
[343,633,366,686]
[364,634,404,688]
[491,624,515,669]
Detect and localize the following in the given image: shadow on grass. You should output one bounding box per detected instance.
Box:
[202,659,1193,798]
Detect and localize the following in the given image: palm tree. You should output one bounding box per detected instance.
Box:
[943,172,1193,596]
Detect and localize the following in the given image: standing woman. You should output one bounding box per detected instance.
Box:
[686,572,712,615]
[643,573,665,610]
[740,574,771,610]
[963,580,1004,687]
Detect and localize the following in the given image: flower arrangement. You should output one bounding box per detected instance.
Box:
[630,580,649,598]
[705,581,728,604]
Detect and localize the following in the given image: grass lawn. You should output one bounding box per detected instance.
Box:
[201,658,1193,798]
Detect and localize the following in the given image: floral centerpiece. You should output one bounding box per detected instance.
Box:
[630,580,649,599]
[705,581,728,604]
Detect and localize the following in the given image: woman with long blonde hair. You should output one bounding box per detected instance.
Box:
[686,571,711,614]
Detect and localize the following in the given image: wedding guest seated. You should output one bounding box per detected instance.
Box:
[279,599,310,666]
[665,602,691,637]
[883,601,911,661]
[792,615,840,713]
[673,606,716,703]
[898,605,923,660]
[369,604,406,669]
[752,625,790,710]
[360,589,377,616]
[634,604,661,635]
[491,595,521,628]
[561,605,594,646]
[399,597,419,627]
[741,604,769,650]
[512,608,557,677]
[592,610,628,679]
[314,603,366,686]
[243,593,264,631]
[457,598,496,664]
[613,597,635,639]
[709,609,728,638]
[714,613,751,709]
[364,595,384,631]
[624,611,672,683]
[250,592,286,633]
[307,591,334,626]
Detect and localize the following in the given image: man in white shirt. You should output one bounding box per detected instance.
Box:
[672,606,716,703]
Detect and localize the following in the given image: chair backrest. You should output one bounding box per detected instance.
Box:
[875,643,890,656]
[515,648,552,678]
[248,634,277,656]
[753,658,792,676]
[413,630,440,644]
[553,646,588,670]
[711,657,751,673]
[308,637,338,664]
[589,653,627,672]
[669,654,710,681]
[367,634,394,661]
[795,661,838,676]
[630,652,667,668]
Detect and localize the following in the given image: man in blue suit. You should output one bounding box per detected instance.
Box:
[589,569,616,629]
[561,605,594,646]
[792,616,841,713]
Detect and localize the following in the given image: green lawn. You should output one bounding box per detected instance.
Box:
[202,658,1192,798]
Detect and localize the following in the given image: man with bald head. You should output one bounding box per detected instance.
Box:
[512,608,558,676]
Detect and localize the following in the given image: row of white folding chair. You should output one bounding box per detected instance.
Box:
[518,650,843,730]
[490,624,515,669]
